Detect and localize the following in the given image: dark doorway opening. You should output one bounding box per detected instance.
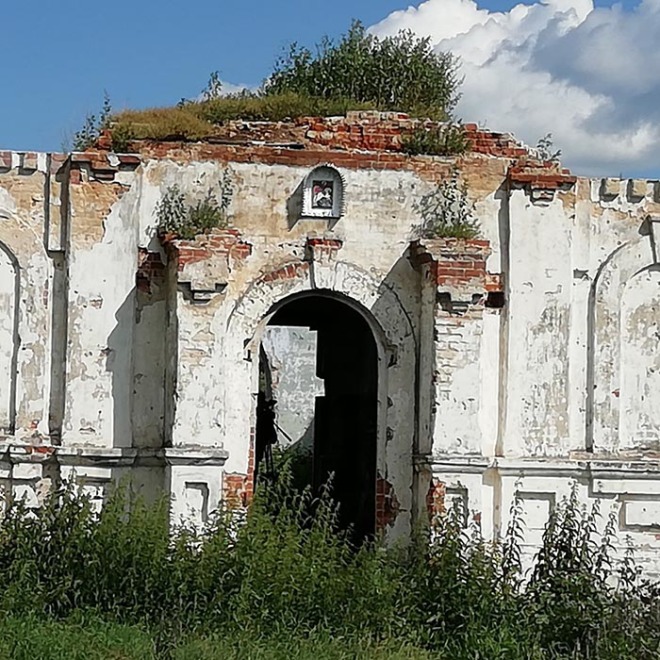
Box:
[255,293,379,541]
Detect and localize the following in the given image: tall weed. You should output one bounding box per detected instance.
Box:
[0,480,656,658]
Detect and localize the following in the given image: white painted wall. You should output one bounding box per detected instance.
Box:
[3,148,660,571]
[0,245,16,431]
[261,326,323,449]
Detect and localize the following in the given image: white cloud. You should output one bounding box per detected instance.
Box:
[371,0,660,176]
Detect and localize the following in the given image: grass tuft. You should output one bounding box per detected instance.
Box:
[112,107,214,142]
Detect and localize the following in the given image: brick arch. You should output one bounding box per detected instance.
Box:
[222,257,418,541]
[227,258,416,354]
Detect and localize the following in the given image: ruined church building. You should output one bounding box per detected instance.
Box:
[1,113,659,570]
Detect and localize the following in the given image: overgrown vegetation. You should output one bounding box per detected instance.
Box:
[415,168,480,239]
[401,122,470,156]
[0,477,658,659]
[72,93,112,151]
[156,170,233,240]
[109,90,380,143]
[103,21,462,144]
[265,21,460,120]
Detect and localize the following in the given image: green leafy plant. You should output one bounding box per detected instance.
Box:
[402,123,470,156]
[109,122,135,153]
[535,132,561,161]
[72,93,112,151]
[156,170,233,240]
[265,20,461,120]
[108,19,464,143]
[415,169,480,239]
[0,478,657,657]
[201,71,223,101]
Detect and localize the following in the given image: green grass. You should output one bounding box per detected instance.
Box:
[109,91,462,147]
[0,479,656,659]
[0,613,155,660]
[111,92,381,143]
[173,631,435,660]
[0,618,435,660]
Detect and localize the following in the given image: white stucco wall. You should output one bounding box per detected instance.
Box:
[1,143,660,570]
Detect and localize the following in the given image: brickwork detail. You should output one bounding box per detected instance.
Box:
[165,228,252,271]
[426,479,446,520]
[133,112,561,179]
[260,262,310,284]
[136,249,166,294]
[223,473,250,508]
[128,112,534,160]
[223,446,255,509]
[304,237,343,265]
[68,152,141,183]
[410,238,498,301]
[376,473,400,531]
[162,228,253,302]
[508,159,577,193]
[485,272,504,293]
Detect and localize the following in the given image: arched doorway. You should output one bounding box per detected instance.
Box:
[255,292,379,541]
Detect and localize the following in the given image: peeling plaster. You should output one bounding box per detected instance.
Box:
[2,140,660,571]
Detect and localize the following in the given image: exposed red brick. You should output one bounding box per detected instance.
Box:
[165,228,252,271]
[223,473,250,509]
[118,154,141,166]
[175,246,212,270]
[136,248,166,293]
[411,239,494,309]
[26,444,55,456]
[427,479,446,520]
[261,262,310,283]
[68,150,140,184]
[376,473,400,531]
[508,161,577,190]
[225,439,256,509]
[306,238,343,249]
[96,130,113,151]
[131,113,556,176]
[485,272,504,293]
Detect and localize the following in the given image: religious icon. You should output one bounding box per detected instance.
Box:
[312,180,334,209]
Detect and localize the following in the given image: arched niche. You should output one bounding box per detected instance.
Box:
[301,165,345,219]
[0,242,18,433]
[589,221,660,453]
[619,267,660,450]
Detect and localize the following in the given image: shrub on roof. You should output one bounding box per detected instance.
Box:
[102,20,463,145]
[402,122,470,156]
[265,21,461,120]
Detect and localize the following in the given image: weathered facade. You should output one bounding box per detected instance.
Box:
[2,113,660,569]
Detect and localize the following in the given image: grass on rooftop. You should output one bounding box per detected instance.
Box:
[110,91,448,146]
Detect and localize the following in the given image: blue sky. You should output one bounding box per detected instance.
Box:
[0,0,650,175]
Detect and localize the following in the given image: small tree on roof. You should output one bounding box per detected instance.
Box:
[265,21,461,120]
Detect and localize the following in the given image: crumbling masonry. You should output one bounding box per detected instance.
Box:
[2,113,660,571]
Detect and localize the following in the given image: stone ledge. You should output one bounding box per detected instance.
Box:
[416,454,660,478]
[0,443,228,468]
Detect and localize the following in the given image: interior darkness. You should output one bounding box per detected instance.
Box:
[255,294,378,541]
